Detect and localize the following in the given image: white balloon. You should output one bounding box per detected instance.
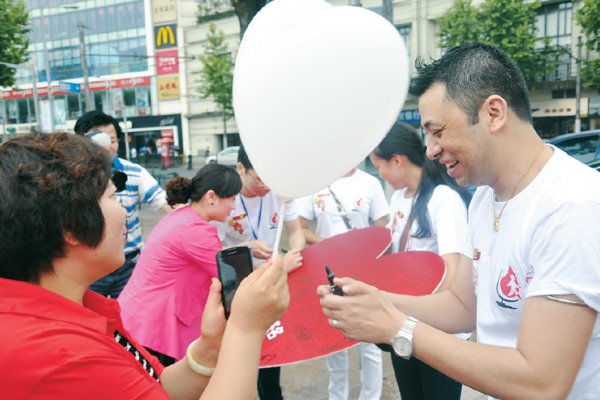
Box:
[233,0,409,199]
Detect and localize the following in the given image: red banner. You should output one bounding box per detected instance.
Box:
[259,227,445,367]
[1,76,151,100]
[156,49,179,75]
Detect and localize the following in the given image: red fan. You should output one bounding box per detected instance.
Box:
[260,226,445,367]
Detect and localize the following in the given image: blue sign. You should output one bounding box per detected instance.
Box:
[398,109,421,124]
[58,81,81,93]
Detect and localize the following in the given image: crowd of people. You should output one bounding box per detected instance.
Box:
[1,42,598,400]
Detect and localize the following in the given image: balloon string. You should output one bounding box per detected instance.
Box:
[272,201,286,259]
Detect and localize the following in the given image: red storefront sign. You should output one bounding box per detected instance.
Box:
[0,76,151,100]
[156,49,179,75]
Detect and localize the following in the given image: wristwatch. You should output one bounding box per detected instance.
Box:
[391,316,419,359]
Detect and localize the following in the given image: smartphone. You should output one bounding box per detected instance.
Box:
[216,246,253,319]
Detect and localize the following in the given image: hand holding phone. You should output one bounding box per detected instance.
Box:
[216,246,253,319]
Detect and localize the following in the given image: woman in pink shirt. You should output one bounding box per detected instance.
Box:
[119,164,241,364]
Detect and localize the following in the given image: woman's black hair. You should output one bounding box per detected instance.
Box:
[166,163,242,206]
[0,132,112,283]
[373,122,471,238]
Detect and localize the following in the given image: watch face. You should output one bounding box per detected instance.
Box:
[392,336,413,359]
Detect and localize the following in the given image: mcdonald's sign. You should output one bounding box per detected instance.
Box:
[154,24,177,49]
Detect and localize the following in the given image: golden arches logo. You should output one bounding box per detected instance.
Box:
[155,25,176,48]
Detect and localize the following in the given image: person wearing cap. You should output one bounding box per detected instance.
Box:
[74,111,173,298]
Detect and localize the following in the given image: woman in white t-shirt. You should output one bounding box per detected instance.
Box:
[369,122,471,400]
[298,168,389,400]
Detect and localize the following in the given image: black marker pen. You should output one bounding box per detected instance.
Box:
[325,266,344,296]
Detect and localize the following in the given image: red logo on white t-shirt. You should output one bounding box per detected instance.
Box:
[270,212,279,228]
[229,213,247,236]
[495,265,522,310]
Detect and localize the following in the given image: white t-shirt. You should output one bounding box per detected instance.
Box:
[214,192,299,265]
[466,148,600,399]
[390,185,470,339]
[389,185,468,255]
[298,169,389,238]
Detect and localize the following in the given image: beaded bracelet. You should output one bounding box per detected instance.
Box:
[186,339,215,377]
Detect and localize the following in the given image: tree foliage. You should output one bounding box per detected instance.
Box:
[0,0,29,87]
[197,23,234,118]
[576,0,600,90]
[197,0,235,25]
[438,0,553,87]
[438,0,482,49]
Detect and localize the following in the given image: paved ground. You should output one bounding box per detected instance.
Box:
[138,159,486,400]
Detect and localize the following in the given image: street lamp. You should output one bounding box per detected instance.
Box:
[0,61,41,132]
[556,36,583,132]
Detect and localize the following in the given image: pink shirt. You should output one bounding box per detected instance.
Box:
[118,206,221,359]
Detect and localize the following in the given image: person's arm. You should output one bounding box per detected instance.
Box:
[159,279,223,400]
[283,218,305,272]
[383,254,476,334]
[161,258,289,400]
[222,240,273,260]
[299,216,323,244]
[318,261,596,399]
[200,258,289,400]
[412,295,596,399]
[372,215,388,228]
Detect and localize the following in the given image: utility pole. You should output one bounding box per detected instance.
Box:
[78,23,94,111]
[575,35,582,133]
[40,7,55,131]
[383,0,394,23]
[30,61,41,131]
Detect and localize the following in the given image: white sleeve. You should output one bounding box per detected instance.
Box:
[428,187,469,256]
[526,201,600,312]
[282,198,300,221]
[368,179,390,221]
[296,195,316,221]
[138,166,167,211]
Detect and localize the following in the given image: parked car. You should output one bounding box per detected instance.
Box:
[586,159,600,173]
[548,130,600,164]
[206,146,240,167]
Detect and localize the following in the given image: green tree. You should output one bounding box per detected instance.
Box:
[0,0,29,87]
[197,0,235,25]
[577,0,600,90]
[197,23,234,145]
[438,0,553,87]
[438,0,482,49]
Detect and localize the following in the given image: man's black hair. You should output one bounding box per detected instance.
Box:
[237,144,253,170]
[74,110,124,140]
[409,42,532,124]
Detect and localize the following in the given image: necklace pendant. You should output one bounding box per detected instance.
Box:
[493,217,500,232]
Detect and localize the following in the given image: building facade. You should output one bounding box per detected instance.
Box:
[1,0,598,153]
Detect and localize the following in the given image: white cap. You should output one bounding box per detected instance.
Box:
[85,130,112,149]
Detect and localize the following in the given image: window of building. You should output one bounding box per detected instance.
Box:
[536,1,573,82]
[397,25,411,59]
[551,89,576,99]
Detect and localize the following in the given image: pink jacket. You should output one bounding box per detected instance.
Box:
[118,206,220,359]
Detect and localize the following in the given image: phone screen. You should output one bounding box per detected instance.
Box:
[216,246,253,318]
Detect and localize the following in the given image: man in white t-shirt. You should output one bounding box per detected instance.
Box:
[318,42,600,399]
[213,145,305,400]
[298,168,388,400]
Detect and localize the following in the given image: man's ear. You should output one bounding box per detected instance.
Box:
[64,231,81,247]
[236,162,245,175]
[482,95,509,133]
